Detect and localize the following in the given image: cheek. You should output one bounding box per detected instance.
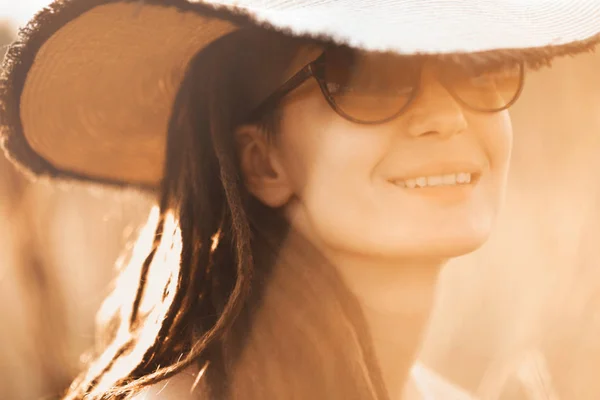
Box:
[479,111,513,176]
[282,125,385,204]
[474,111,513,218]
[277,106,393,247]
[277,83,390,204]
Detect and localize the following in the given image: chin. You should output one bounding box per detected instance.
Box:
[412,214,497,258]
[369,230,492,260]
[432,237,488,258]
[422,231,492,259]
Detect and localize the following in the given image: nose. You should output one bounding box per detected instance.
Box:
[404,63,468,139]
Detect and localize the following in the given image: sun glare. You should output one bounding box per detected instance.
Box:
[82,205,183,396]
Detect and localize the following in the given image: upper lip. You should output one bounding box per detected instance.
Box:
[389,162,484,181]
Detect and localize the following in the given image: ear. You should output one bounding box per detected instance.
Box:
[235,124,293,208]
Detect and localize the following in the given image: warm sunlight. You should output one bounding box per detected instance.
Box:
[3,1,600,399]
[91,205,183,395]
[0,0,53,26]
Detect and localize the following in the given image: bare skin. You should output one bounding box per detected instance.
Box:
[140,45,513,399]
[237,46,512,396]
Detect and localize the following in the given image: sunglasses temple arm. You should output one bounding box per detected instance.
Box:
[247,64,315,121]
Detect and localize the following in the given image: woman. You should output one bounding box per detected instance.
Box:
[2,1,600,399]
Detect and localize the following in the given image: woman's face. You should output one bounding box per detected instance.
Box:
[242,47,513,261]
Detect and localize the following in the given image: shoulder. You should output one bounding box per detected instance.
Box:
[131,366,206,400]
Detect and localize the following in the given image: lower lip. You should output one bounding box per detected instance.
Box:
[390,179,479,203]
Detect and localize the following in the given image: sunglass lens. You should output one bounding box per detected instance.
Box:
[444,64,523,112]
[321,48,420,123]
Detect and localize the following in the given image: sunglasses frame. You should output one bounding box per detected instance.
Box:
[248,49,525,125]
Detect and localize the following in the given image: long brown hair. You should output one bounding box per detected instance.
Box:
[63,26,386,400]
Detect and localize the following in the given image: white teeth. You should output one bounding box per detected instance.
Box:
[427,175,443,186]
[442,174,457,185]
[394,172,473,188]
[457,172,471,184]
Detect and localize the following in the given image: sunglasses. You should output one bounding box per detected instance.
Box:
[249,47,525,125]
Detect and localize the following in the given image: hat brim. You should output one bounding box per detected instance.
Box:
[2,0,600,190]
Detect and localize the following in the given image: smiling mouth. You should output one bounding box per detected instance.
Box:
[391,172,481,189]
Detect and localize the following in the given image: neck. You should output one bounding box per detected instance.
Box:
[254,229,443,399]
[324,250,444,399]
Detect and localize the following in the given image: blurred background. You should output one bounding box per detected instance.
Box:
[0,4,153,399]
[2,1,600,400]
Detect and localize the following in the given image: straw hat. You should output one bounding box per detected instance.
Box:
[2,0,600,191]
